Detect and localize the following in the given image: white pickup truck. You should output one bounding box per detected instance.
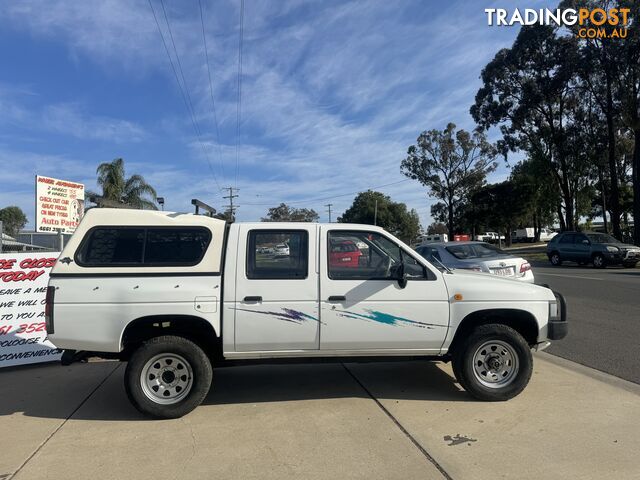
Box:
[46,209,567,418]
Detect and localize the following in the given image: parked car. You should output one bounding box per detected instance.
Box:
[475,232,505,243]
[416,241,534,283]
[274,243,290,256]
[419,233,448,244]
[47,209,566,418]
[512,228,557,243]
[547,231,640,268]
[329,239,362,268]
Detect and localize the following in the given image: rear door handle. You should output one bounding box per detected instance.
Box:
[328,295,346,302]
[243,296,262,302]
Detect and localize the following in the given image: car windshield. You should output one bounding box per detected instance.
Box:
[586,233,620,244]
[446,243,505,259]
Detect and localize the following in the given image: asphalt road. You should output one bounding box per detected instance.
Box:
[531,261,640,384]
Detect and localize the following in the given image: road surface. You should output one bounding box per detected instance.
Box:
[532,262,640,384]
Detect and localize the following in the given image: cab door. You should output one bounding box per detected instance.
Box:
[319,228,449,352]
[234,225,319,351]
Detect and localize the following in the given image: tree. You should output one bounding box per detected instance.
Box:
[0,206,28,237]
[401,123,497,238]
[261,203,319,222]
[472,24,585,231]
[338,190,421,243]
[426,222,448,235]
[617,0,640,244]
[214,209,235,222]
[87,158,158,210]
[471,181,535,247]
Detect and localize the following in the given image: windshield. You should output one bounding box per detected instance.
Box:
[586,233,620,244]
[446,243,506,260]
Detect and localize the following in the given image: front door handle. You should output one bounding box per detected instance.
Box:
[328,295,346,302]
[243,296,262,302]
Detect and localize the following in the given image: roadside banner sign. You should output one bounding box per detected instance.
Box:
[0,251,62,367]
[35,175,85,234]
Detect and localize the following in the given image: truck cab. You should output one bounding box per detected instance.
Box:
[47,209,567,418]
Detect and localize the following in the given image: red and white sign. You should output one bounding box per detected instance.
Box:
[0,252,62,367]
[35,175,85,234]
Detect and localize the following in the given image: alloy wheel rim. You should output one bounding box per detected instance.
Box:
[140,353,194,405]
[472,340,519,388]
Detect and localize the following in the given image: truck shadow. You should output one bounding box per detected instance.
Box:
[0,360,470,421]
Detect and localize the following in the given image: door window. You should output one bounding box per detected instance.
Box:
[559,234,575,244]
[247,230,308,279]
[328,231,427,280]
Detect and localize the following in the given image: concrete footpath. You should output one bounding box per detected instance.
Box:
[1,353,639,480]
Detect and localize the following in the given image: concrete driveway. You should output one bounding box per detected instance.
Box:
[2,354,639,480]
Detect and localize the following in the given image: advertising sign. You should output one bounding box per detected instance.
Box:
[0,252,62,367]
[35,175,85,234]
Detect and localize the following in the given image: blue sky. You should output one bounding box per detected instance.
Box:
[0,0,552,229]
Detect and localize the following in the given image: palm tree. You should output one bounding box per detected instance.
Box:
[88,158,158,210]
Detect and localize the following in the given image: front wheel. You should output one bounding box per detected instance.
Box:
[549,252,562,266]
[451,324,533,401]
[125,335,213,419]
[592,253,606,269]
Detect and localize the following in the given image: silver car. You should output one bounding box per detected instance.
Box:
[415,241,534,283]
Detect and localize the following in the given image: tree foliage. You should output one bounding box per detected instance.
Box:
[338,190,421,243]
[261,203,319,222]
[88,158,158,210]
[401,123,497,238]
[426,222,448,235]
[0,206,28,237]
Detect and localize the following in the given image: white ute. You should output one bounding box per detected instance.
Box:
[46,209,568,418]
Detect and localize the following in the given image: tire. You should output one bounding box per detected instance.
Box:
[592,253,606,269]
[623,262,637,269]
[125,335,213,419]
[451,324,533,401]
[549,252,562,266]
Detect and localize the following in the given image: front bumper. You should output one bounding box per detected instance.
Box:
[548,290,568,340]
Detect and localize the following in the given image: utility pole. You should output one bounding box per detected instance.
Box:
[223,187,239,222]
[325,203,333,223]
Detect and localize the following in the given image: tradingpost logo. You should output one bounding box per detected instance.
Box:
[485,7,630,39]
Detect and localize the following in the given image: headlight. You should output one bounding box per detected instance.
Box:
[548,301,559,321]
[606,246,619,253]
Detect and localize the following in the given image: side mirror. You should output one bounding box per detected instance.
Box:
[582,239,590,245]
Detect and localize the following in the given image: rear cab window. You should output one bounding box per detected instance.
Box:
[76,227,211,267]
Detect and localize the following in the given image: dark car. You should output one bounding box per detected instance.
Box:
[546,231,640,268]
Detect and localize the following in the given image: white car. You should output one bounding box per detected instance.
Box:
[46,209,567,418]
[274,243,289,256]
[416,242,534,283]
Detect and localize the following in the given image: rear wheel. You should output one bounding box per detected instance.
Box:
[451,324,533,401]
[549,252,562,266]
[125,335,212,419]
[592,253,606,269]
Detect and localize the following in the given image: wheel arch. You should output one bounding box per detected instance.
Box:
[120,315,222,361]
[448,308,540,355]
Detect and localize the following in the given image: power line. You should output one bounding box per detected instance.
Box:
[148,0,222,195]
[198,0,226,185]
[242,179,412,206]
[234,0,245,189]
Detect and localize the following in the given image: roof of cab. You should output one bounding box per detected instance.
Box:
[79,208,226,227]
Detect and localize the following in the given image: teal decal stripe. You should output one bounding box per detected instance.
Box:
[335,309,442,329]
